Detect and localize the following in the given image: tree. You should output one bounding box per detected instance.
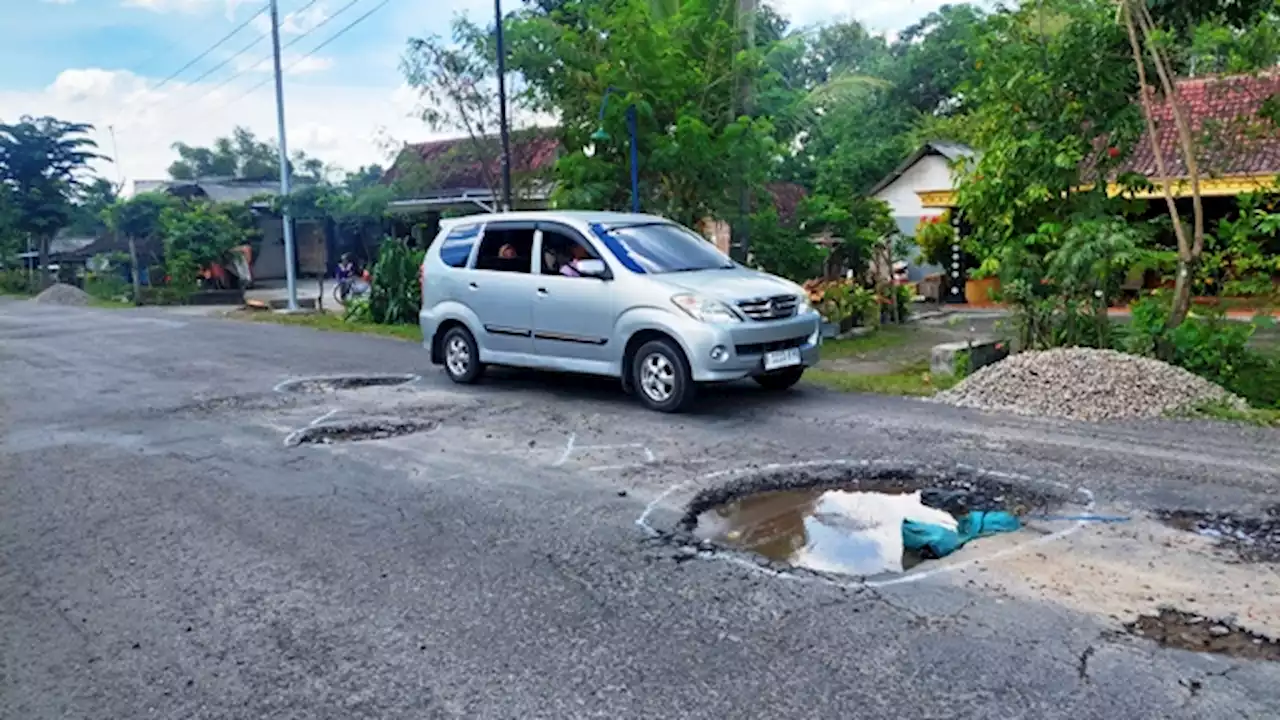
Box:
[157,203,246,293]
[892,3,988,116]
[401,18,542,206]
[507,0,777,227]
[168,126,326,183]
[65,177,119,237]
[0,116,104,286]
[105,192,177,303]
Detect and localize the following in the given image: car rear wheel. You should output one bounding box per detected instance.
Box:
[442,326,485,384]
[632,339,695,413]
[754,367,805,391]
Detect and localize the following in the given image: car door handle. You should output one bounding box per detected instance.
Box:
[468,282,478,290]
[536,288,548,296]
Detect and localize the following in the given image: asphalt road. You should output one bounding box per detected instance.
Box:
[3,300,1279,719]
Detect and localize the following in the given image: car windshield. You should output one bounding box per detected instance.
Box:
[601,222,735,274]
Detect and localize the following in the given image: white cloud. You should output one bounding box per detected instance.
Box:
[233,53,335,76]
[1,68,440,189]
[251,2,331,35]
[41,0,77,5]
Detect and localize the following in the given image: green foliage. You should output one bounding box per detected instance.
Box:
[0,115,104,282]
[505,0,778,226]
[747,207,826,282]
[914,212,955,267]
[84,272,130,302]
[65,177,118,237]
[157,203,246,294]
[106,192,177,244]
[0,269,38,295]
[1205,187,1280,298]
[1124,294,1280,408]
[366,239,425,325]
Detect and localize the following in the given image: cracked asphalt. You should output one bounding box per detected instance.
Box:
[2,300,1279,719]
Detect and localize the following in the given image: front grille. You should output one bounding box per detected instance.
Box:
[736,294,800,321]
[735,335,808,357]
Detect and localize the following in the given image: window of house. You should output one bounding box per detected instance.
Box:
[474,226,535,273]
[539,227,600,276]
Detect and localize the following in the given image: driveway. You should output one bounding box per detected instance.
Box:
[2,300,1278,719]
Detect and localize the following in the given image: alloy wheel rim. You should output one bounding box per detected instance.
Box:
[639,352,676,403]
[446,336,470,377]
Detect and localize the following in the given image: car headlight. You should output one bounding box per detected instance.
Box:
[671,293,741,323]
[796,294,817,315]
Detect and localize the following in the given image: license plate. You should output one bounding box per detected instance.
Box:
[763,348,802,371]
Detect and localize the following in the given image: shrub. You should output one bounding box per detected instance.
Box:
[0,269,37,295]
[914,213,955,267]
[804,279,877,327]
[84,273,130,302]
[1124,294,1278,408]
[367,238,425,325]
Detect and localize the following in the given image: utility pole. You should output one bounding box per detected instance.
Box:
[268,0,299,310]
[493,0,514,211]
[731,0,757,262]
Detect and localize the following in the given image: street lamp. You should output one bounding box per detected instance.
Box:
[587,87,640,213]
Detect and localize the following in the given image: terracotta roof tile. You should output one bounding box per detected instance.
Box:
[385,132,559,190]
[1119,73,1280,179]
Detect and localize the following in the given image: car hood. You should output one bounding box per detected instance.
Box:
[649,267,803,304]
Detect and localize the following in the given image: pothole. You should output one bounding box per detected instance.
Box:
[675,463,1075,579]
[286,419,437,445]
[1126,609,1280,661]
[274,374,420,394]
[1155,506,1280,563]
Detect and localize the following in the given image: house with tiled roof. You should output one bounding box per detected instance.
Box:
[916,73,1280,209]
[383,131,560,213]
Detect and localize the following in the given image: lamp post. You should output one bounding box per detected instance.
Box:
[588,88,640,213]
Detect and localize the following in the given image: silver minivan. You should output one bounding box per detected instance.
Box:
[419,211,821,412]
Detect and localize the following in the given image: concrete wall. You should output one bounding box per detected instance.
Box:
[873,154,956,283]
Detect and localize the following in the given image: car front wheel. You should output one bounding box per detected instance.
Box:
[632,339,695,412]
[754,367,805,391]
[442,326,485,384]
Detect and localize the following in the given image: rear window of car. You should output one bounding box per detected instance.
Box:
[439,224,481,268]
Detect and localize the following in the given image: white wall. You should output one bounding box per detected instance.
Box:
[872,154,955,222]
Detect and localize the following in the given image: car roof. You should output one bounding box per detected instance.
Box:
[439,210,674,231]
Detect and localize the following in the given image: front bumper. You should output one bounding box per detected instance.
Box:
[681,312,821,382]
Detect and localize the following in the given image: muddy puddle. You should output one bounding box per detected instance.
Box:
[693,488,942,576]
[288,419,437,445]
[1126,609,1280,661]
[275,374,419,394]
[1156,507,1280,563]
[682,464,1068,578]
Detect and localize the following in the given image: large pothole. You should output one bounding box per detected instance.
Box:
[274,374,419,394]
[676,463,1076,579]
[1155,506,1280,563]
[1126,608,1280,661]
[287,419,437,445]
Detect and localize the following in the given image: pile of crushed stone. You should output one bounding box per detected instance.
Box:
[933,347,1245,421]
[32,283,91,306]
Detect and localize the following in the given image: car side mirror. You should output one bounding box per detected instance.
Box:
[576,259,609,279]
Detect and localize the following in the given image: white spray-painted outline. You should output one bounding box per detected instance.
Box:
[634,458,1096,589]
[554,433,576,466]
[272,373,421,394]
[557,436,657,472]
[310,408,340,426]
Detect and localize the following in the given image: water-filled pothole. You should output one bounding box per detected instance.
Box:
[275,374,419,394]
[1155,506,1280,563]
[1126,609,1280,661]
[287,419,437,445]
[679,464,1070,578]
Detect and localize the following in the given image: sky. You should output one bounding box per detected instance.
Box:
[0,0,962,190]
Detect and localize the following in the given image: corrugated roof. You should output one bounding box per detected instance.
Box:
[866,141,976,198]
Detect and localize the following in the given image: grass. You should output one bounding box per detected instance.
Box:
[805,361,959,397]
[233,309,424,342]
[1182,400,1280,427]
[820,324,914,360]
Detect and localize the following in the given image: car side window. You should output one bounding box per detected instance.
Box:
[439,225,479,268]
[474,226,535,273]
[539,227,601,277]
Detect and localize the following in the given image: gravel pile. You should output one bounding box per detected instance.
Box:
[934,347,1245,421]
[32,283,91,306]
